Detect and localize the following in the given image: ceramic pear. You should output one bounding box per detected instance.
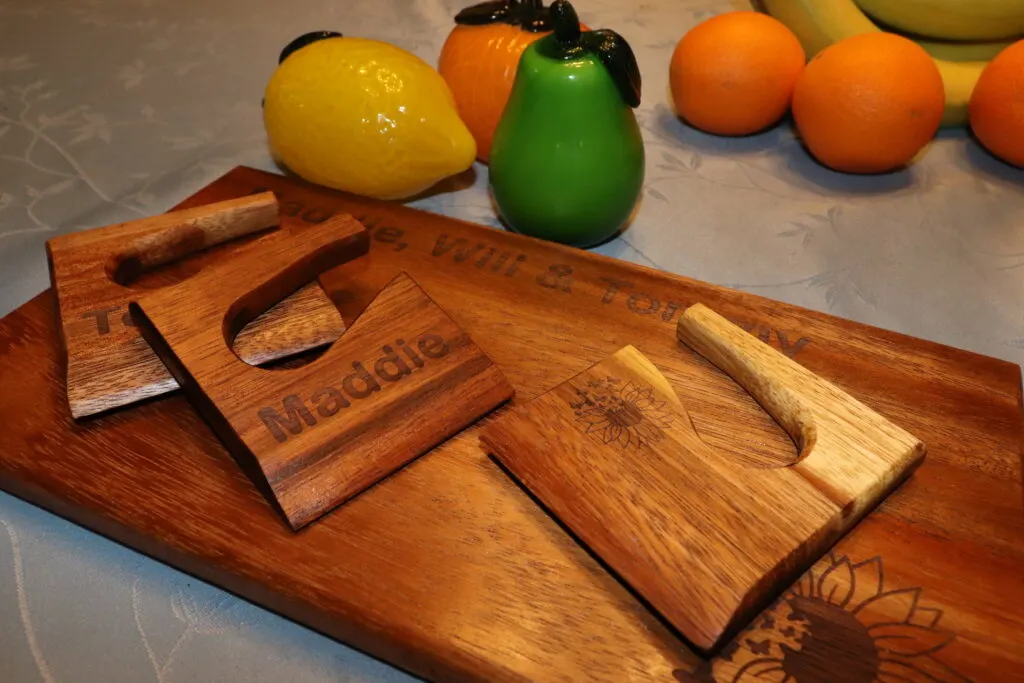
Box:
[489,0,644,248]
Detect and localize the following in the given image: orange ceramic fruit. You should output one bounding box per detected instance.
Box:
[969,40,1024,168]
[669,11,805,136]
[439,1,589,163]
[439,23,541,163]
[440,2,590,163]
[792,33,945,174]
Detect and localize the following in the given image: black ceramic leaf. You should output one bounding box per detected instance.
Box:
[455,0,552,31]
[455,0,514,24]
[279,31,343,64]
[520,1,552,32]
[542,1,641,108]
[582,29,641,108]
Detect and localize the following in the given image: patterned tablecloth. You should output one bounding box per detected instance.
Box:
[1,0,1021,681]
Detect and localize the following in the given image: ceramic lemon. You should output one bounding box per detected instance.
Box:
[489,0,644,247]
[263,32,476,200]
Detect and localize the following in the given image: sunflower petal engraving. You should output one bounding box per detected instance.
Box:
[847,555,885,607]
[816,555,855,608]
[878,653,973,683]
[677,554,971,683]
[871,623,956,657]
[568,376,674,450]
[853,587,921,628]
[908,606,944,630]
[606,423,623,446]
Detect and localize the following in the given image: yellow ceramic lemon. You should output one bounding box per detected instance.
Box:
[263,34,476,200]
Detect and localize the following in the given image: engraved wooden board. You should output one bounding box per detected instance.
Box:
[1,167,1022,683]
[131,214,513,529]
[45,192,347,418]
[481,305,924,653]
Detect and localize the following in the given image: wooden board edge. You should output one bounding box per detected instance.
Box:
[0,444,513,683]
[1017,368,1024,511]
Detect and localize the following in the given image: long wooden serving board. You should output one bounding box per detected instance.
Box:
[1,167,1022,683]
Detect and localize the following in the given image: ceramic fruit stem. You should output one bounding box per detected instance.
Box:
[552,0,581,45]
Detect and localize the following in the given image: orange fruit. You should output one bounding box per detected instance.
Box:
[668,11,806,136]
[792,33,945,174]
[439,23,545,163]
[439,10,591,164]
[969,40,1024,168]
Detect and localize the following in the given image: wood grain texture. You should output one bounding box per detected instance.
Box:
[131,217,513,529]
[481,316,923,652]
[2,167,1022,683]
[45,192,347,418]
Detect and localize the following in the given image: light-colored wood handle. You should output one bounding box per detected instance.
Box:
[677,303,925,517]
[105,192,279,284]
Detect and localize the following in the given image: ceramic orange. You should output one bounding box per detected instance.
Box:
[969,40,1024,168]
[439,0,587,163]
[792,33,945,174]
[669,12,805,136]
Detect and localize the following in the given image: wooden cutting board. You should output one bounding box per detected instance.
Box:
[1,166,1022,683]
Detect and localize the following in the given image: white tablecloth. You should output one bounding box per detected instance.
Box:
[1,0,1021,681]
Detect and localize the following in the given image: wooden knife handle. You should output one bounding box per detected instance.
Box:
[677,303,924,513]
[105,192,279,284]
[677,303,817,453]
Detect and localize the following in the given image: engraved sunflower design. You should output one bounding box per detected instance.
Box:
[569,377,673,449]
[680,553,970,683]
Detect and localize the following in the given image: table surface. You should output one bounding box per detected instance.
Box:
[0,0,1021,681]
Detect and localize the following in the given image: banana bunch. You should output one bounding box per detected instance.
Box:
[854,0,1024,41]
[761,0,1022,126]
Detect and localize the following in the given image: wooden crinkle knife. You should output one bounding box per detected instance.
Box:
[479,302,925,654]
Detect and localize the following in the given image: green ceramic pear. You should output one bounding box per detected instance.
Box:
[489,0,644,248]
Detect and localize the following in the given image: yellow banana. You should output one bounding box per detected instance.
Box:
[919,38,1012,62]
[762,0,876,55]
[761,0,992,125]
[854,0,1024,42]
[936,59,992,125]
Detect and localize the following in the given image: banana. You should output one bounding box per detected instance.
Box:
[761,0,993,126]
[854,0,1024,42]
[919,38,1012,62]
[762,0,876,56]
[936,59,992,125]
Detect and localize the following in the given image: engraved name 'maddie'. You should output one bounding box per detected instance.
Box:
[258,333,451,443]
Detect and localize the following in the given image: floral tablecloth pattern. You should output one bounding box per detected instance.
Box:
[1,0,1021,681]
